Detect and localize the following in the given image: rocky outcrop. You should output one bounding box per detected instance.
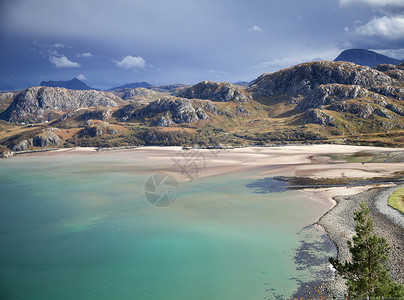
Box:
[176,81,250,103]
[249,61,400,99]
[79,123,118,137]
[375,64,404,83]
[32,132,62,147]
[117,97,210,125]
[304,109,336,126]
[121,88,159,100]
[370,86,404,100]
[296,84,386,110]
[140,98,200,124]
[330,102,375,119]
[0,86,121,123]
[59,107,112,122]
[10,131,62,151]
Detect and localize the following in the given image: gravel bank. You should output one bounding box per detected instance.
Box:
[317,184,404,298]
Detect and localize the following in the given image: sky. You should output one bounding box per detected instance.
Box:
[0,0,404,91]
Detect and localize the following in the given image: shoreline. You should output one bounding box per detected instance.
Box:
[316,184,404,297]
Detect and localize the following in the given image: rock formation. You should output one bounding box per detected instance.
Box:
[177,81,250,103]
[0,86,121,123]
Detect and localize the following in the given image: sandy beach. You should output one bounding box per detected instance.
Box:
[16,144,404,296]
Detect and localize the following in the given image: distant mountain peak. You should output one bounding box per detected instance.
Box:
[108,82,152,91]
[40,78,94,90]
[334,49,403,68]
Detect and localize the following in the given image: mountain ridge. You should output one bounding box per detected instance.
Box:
[40,78,94,90]
[334,49,403,68]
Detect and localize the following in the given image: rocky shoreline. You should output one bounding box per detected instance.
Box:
[317,184,404,298]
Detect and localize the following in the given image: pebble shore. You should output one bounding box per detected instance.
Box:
[318,184,404,298]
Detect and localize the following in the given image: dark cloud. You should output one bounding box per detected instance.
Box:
[0,0,402,91]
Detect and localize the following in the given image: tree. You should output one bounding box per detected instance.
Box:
[329,201,404,299]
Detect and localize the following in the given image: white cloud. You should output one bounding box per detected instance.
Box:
[115,55,146,70]
[340,0,404,8]
[53,43,64,48]
[352,15,404,40]
[340,0,404,15]
[77,52,92,58]
[76,74,86,80]
[249,25,263,32]
[49,55,81,68]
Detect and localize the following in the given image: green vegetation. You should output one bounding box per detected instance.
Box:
[388,187,404,214]
[329,202,404,299]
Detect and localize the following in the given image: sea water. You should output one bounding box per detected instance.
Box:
[0,153,335,299]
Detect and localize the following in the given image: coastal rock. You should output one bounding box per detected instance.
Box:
[176,81,250,103]
[0,86,121,123]
[296,84,385,110]
[32,132,62,148]
[249,61,400,99]
[11,139,30,151]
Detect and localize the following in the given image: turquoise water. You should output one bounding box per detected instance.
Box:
[0,153,334,299]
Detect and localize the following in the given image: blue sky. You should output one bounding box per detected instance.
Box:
[1,0,404,91]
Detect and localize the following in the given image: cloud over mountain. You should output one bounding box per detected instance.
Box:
[115,55,146,70]
[341,0,404,49]
[49,55,81,68]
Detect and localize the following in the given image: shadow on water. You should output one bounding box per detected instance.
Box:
[245,177,290,193]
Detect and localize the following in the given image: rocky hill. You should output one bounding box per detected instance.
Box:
[334,49,403,68]
[176,81,250,102]
[249,61,400,99]
[0,86,123,123]
[1,60,404,152]
[40,78,94,90]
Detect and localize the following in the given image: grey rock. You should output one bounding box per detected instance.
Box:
[297,84,385,110]
[32,132,62,147]
[386,103,404,116]
[121,88,158,100]
[249,61,400,99]
[331,102,375,119]
[235,105,250,115]
[177,81,250,103]
[60,107,112,122]
[195,107,209,120]
[304,109,336,126]
[153,113,174,127]
[375,64,398,72]
[370,86,404,100]
[375,108,394,119]
[134,97,204,124]
[0,86,120,123]
[12,140,30,151]
[81,126,103,137]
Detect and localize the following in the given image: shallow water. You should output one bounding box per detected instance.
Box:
[0,153,335,299]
